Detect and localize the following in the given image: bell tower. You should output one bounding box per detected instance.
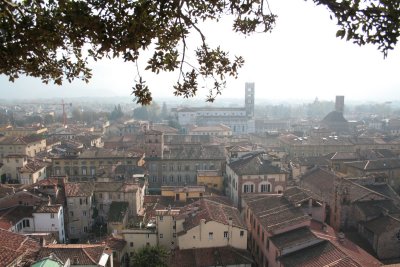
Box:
[245,82,255,118]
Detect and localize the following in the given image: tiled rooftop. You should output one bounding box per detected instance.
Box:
[363,214,400,235]
[0,228,41,266]
[38,244,107,265]
[283,187,312,204]
[270,226,320,250]
[179,198,245,233]
[94,182,138,193]
[280,240,361,267]
[311,220,382,267]
[0,205,33,229]
[345,158,400,171]
[243,194,310,233]
[34,203,62,213]
[64,182,94,197]
[162,144,225,160]
[300,168,338,195]
[228,153,286,175]
[168,246,253,267]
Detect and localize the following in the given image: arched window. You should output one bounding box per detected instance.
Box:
[243,183,255,193]
[259,182,271,193]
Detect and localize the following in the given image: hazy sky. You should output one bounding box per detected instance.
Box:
[1,0,399,104]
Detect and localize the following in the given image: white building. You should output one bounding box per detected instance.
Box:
[33,203,65,243]
[173,83,255,135]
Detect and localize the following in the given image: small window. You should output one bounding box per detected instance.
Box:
[130,242,134,247]
[224,231,228,239]
[159,216,163,221]
[50,213,55,219]
[240,230,244,237]
[160,234,163,238]
[208,232,214,240]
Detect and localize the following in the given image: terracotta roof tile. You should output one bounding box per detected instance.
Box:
[38,244,106,265]
[35,204,62,213]
[0,229,41,266]
[280,241,360,267]
[102,236,127,251]
[178,198,245,233]
[65,182,94,197]
[0,205,33,229]
[228,153,287,175]
[311,220,382,267]
[168,247,253,267]
[242,194,310,233]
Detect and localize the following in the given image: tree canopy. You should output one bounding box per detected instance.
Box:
[1,0,399,104]
[131,245,168,267]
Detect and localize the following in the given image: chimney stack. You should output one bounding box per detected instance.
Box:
[335,96,344,113]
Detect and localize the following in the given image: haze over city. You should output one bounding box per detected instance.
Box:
[1,0,399,104]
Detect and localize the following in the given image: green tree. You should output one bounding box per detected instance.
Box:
[71,107,83,122]
[133,102,161,121]
[131,245,168,267]
[43,114,55,125]
[1,0,399,104]
[161,102,169,120]
[109,105,124,121]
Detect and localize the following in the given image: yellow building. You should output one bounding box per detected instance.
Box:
[197,170,223,191]
[161,185,205,202]
[155,208,180,248]
[1,125,48,137]
[120,228,157,256]
[175,198,247,250]
[0,136,46,158]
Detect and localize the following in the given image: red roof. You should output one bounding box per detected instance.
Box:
[310,220,381,267]
[0,229,41,266]
[38,244,107,265]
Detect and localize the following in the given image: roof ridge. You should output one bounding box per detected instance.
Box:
[82,247,99,264]
[259,204,293,218]
[364,160,370,170]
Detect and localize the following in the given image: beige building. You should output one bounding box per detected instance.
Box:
[18,160,47,185]
[161,185,205,202]
[226,152,287,208]
[279,134,355,158]
[188,124,232,136]
[0,135,46,158]
[197,170,224,191]
[156,208,181,249]
[94,182,145,222]
[120,228,157,257]
[1,154,47,184]
[146,144,226,190]
[175,198,247,250]
[0,125,48,137]
[50,147,144,178]
[64,182,95,241]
